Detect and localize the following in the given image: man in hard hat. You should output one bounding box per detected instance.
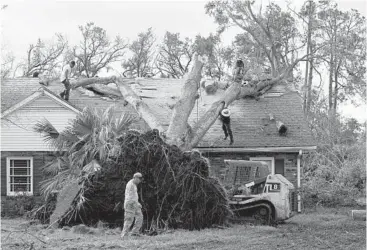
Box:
[121,172,143,238]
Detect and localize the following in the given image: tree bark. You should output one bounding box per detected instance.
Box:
[304,0,313,114]
[115,77,164,132]
[71,76,117,89]
[333,66,338,111]
[306,44,314,114]
[87,84,122,97]
[166,54,206,146]
[328,56,334,111]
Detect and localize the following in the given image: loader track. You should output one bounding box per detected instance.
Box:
[230,202,273,225]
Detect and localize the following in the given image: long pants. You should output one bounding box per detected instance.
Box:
[61,79,71,101]
[121,207,143,236]
[222,122,234,143]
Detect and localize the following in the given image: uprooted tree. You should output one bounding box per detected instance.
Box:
[34,0,322,230]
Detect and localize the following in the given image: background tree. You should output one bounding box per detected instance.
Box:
[206,0,308,80]
[122,28,156,77]
[194,34,234,81]
[20,34,67,77]
[303,96,365,206]
[317,2,366,114]
[72,22,128,77]
[0,47,15,79]
[297,0,320,114]
[155,32,195,78]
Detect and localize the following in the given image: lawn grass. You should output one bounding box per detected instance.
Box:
[1,207,365,250]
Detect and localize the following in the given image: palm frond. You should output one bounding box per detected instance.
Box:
[82,159,101,174]
[34,118,59,137]
[72,107,98,139]
[102,105,115,126]
[41,154,69,176]
[39,169,72,199]
[114,112,138,136]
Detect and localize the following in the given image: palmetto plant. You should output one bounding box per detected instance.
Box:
[34,106,137,200]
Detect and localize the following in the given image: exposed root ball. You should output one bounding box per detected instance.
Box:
[45,130,231,230]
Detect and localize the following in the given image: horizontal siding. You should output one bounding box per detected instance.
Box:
[1,95,77,151]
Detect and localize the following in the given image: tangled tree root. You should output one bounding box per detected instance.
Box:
[36,129,231,231]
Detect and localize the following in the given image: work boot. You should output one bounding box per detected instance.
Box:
[224,136,228,140]
[229,140,234,145]
[60,92,65,99]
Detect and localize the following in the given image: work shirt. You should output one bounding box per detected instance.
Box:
[220,115,230,124]
[60,65,72,82]
[124,179,139,211]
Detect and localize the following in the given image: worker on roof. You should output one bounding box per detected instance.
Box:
[121,172,144,238]
[220,108,234,145]
[59,61,75,101]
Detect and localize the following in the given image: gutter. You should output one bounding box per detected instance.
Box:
[196,146,317,153]
[297,150,302,213]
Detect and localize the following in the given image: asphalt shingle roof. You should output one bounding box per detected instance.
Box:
[1,77,316,148]
[131,79,316,148]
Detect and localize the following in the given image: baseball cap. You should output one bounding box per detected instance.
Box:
[134,172,143,178]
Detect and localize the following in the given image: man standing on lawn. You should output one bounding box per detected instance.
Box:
[121,172,144,238]
[59,61,75,101]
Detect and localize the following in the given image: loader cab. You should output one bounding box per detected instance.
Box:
[223,160,295,222]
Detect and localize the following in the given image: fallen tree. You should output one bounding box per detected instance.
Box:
[34,2,320,227]
[39,51,312,151]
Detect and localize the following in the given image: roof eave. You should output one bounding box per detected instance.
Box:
[196,146,317,153]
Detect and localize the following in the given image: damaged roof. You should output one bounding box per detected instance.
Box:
[1,77,316,149]
[130,79,316,148]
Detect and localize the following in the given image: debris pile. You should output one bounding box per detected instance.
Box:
[35,129,231,231]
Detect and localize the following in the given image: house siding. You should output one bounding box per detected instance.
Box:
[1,94,78,151]
[201,151,300,211]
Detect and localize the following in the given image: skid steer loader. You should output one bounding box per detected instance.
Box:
[222,160,295,225]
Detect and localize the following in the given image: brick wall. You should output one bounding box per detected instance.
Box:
[1,151,53,196]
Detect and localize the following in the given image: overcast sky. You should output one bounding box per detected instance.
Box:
[1,0,366,122]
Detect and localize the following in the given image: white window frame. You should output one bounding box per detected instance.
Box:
[249,157,275,175]
[6,157,33,196]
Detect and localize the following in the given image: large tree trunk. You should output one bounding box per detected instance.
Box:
[115,77,165,132]
[166,54,206,146]
[303,54,309,112]
[71,76,117,89]
[304,1,313,115]
[306,46,314,114]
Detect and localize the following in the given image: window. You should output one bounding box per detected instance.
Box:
[249,157,275,175]
[6,157,33,196]
[275,159,285,175]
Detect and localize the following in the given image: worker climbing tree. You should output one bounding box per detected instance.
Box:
[218,59,245,145]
